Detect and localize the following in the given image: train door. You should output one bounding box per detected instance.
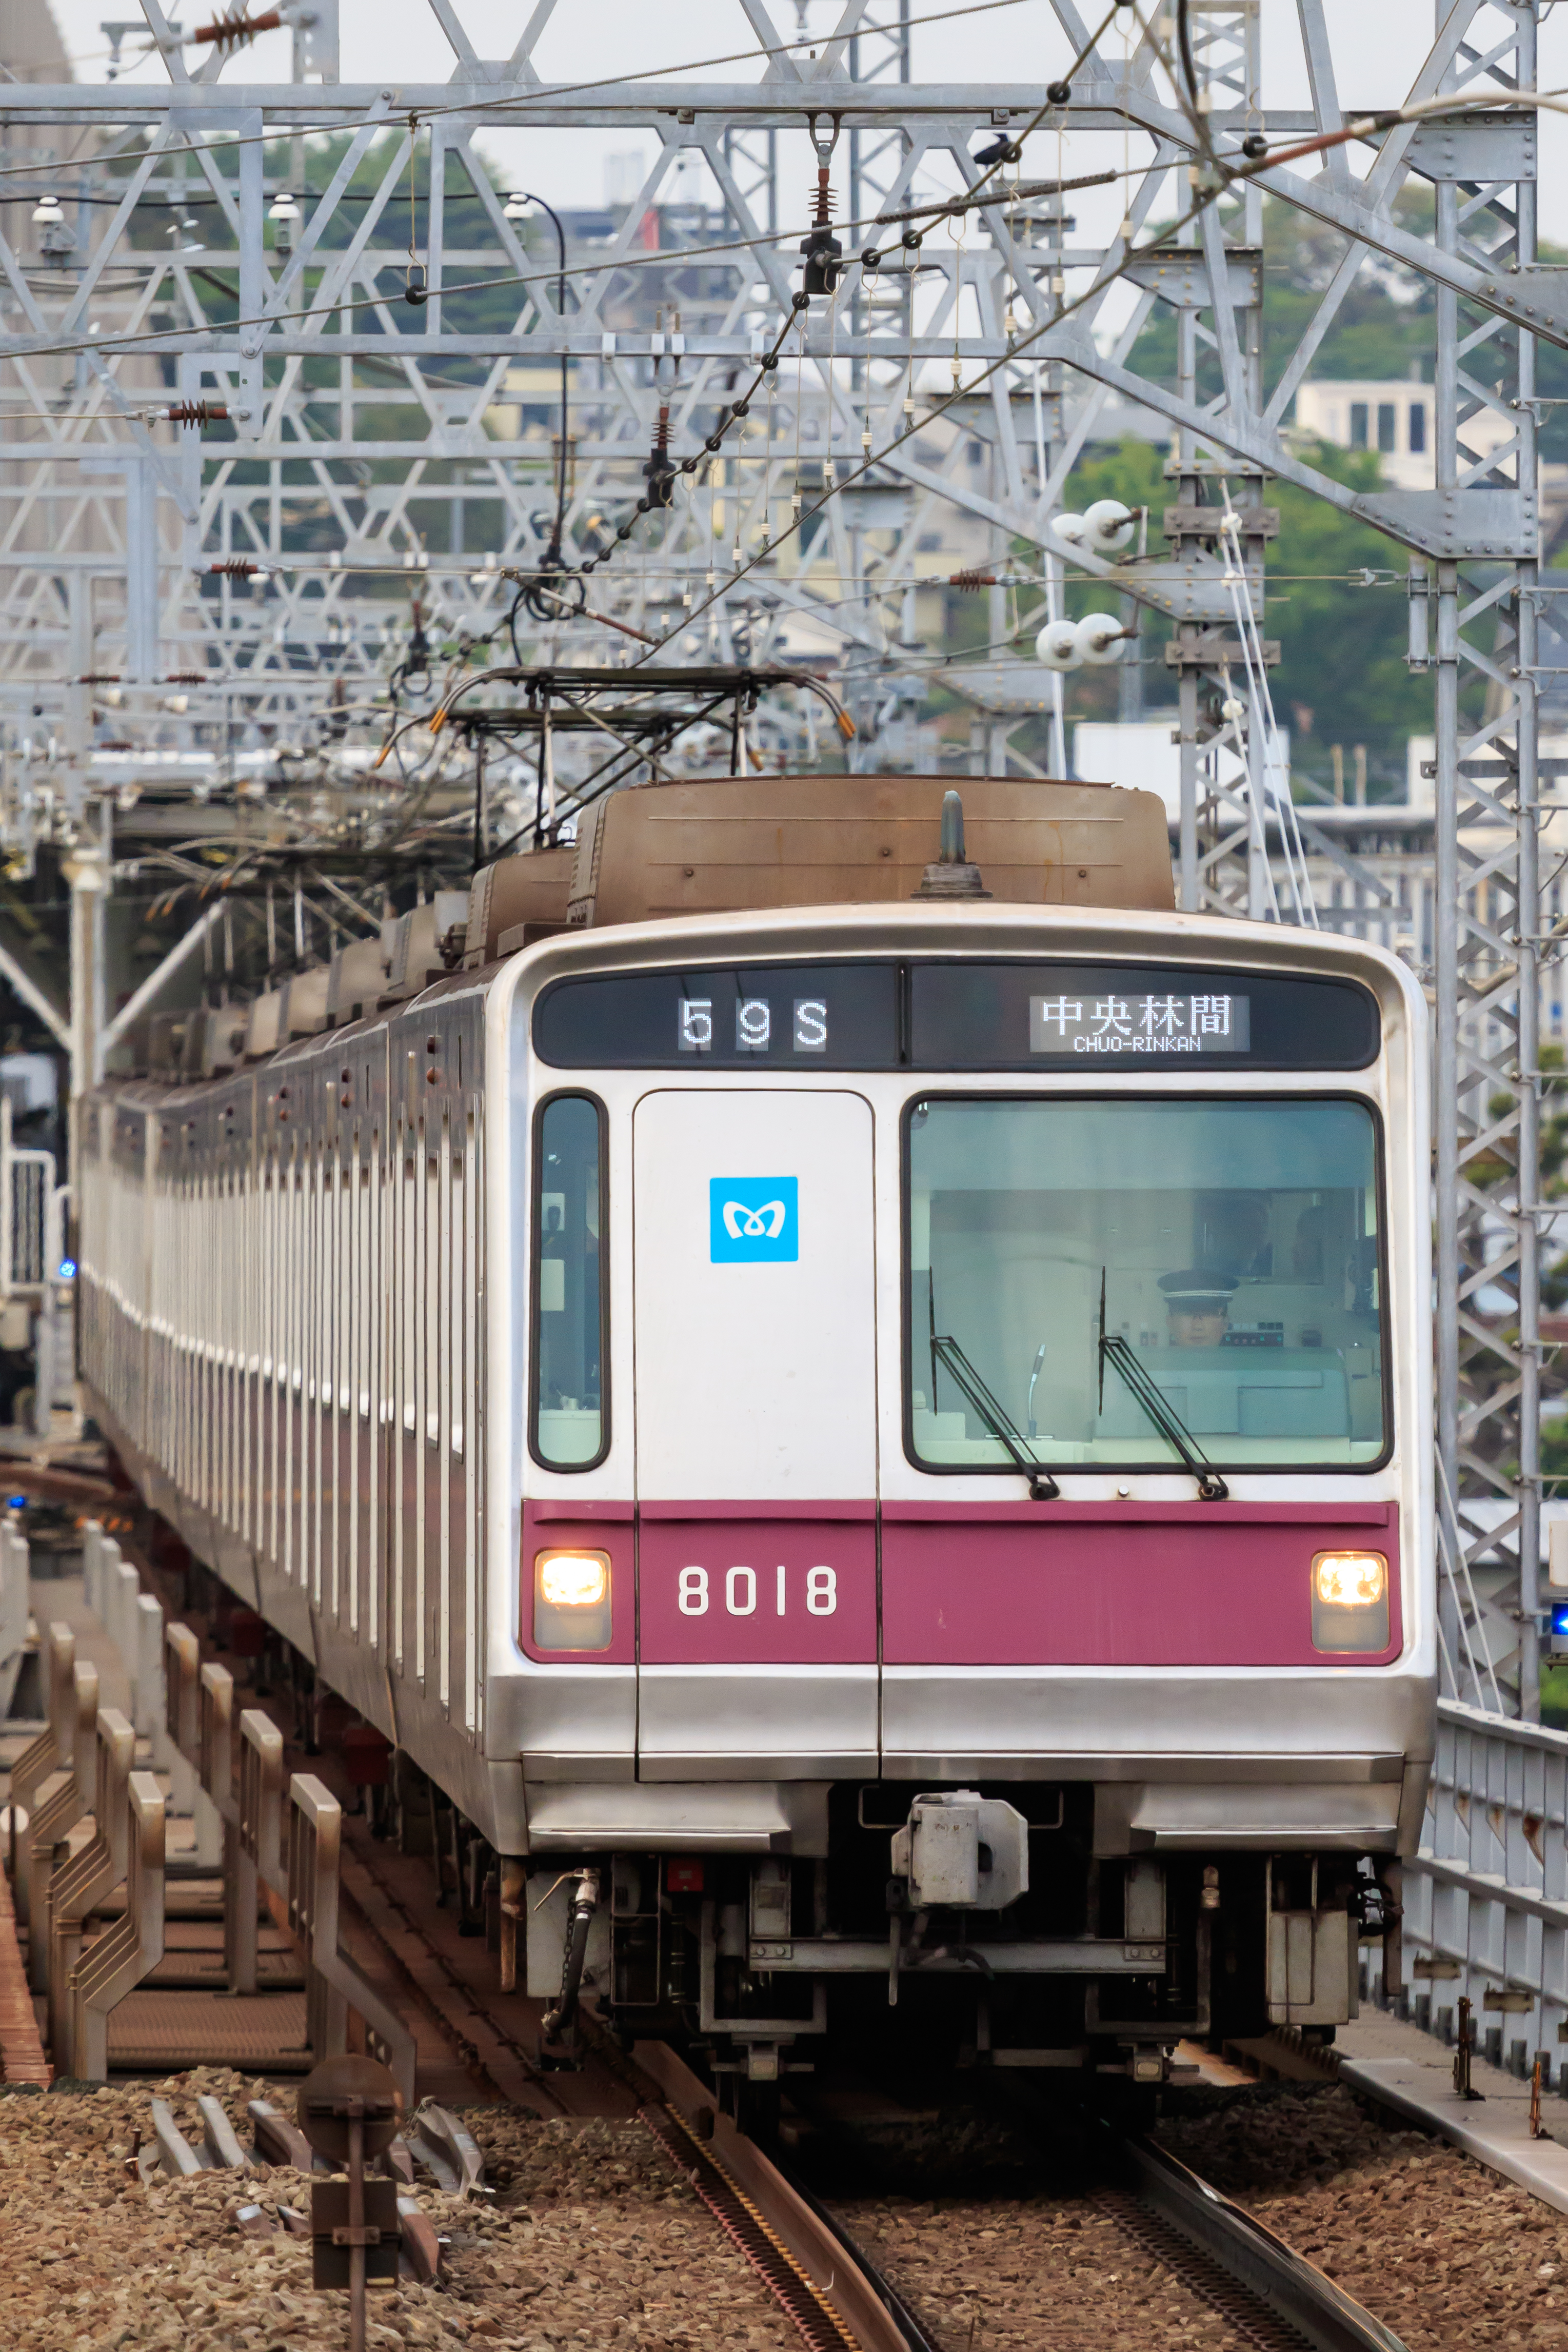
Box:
[632,1089,879,1778]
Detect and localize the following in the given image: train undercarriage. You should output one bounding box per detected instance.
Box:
[524,1786,1402,2102]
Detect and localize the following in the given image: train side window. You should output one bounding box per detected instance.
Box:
[530,1093,608,1470]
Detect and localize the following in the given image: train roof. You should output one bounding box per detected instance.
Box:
[101,777,1424,1096]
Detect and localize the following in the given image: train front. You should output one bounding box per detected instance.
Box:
[498,902,1432,2096]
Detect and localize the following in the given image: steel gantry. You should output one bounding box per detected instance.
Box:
[0,0,1564,1713]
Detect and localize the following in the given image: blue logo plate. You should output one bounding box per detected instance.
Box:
[710,1177,798,1263]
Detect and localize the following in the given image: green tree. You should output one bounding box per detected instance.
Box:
[1040,438,1434,766]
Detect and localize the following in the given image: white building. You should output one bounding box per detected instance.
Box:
[1293,378,1514,489]
[1073,717,1288,826]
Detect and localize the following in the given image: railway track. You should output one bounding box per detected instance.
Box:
[0,1522,1428,2349]
[764,2104,1411,2352]
[1097,2137,1408,2352]
[0,1800,1435,2352]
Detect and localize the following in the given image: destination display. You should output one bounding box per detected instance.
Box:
[533,960,1378,1071]
[1027,989,1249,1056]
[910,963,1374,1070]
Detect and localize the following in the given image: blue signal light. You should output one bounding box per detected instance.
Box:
[5,1496,24,1510]
[1552,1603,1568,1638]
[57,1258,76,1279]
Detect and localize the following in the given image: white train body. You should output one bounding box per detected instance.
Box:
[82,898,1432,2070]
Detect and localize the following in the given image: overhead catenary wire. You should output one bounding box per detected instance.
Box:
[0,0,1304,374]
[9,50,1558,381]
[7,82,1522,653]
[0,0,1044,192]
[0,163,1160,378]
[7,3,1541,836]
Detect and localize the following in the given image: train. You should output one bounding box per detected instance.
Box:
[78,771,1432,2102]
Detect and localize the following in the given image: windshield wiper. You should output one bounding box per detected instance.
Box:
[931,1331,1059,1501]
[1097,1269,1228,1501]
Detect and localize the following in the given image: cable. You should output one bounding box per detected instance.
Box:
[503,194,578,619]
[1176,0,1199,114]
[0,4,1450,404]
[628,167,1234,659]
[607,67,1555,655]
[0,0,1040,190]
[0,161,1156,378]
[7,17,1542,768]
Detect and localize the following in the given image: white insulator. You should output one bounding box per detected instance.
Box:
[1083,497,1135,552]
[1036,617,1082,670]
[1220,695,1246,721]
[1074,612,1127,666]
[1048,510,1087,548]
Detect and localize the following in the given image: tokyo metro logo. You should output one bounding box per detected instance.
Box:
[709,1177,798,1262]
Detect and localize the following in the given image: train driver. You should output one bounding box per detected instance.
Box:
[1158,1268,1239,1349]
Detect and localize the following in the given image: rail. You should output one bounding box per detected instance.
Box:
[1112,2136,1408,2352]
[632,2037,906,2352]
[650,2038,1408,2352]
[782,2128,1407,2352]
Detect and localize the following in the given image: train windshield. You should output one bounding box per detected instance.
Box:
[907,1097,1385,1471]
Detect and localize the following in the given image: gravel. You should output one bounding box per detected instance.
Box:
[0,2069,801,2352]
[1157,2080,1568,2349]
[832,2185,1258,2350]
[11,2061,1563,2351]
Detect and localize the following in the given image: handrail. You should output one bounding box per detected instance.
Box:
[286,1771,416,2109]
[106,1554,138,1687]
[68,1769,165,2083]
[198,1656,256,1991]
[237,1707,283,1889]
[199,1658,234,1812]
[1382,1698,1568,2078]
[80,1520,104,1621]
[157,1615,222,1865]
[199,1699,413,2094]
[8,1623,74,1928]
[46,1708,135,2074]
[26,1659,97,1992]
[1436,1693,1568,1754]
[0,1520,29,1716]
[166,1622,200,1764]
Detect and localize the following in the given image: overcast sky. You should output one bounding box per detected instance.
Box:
[31,2,1568,256]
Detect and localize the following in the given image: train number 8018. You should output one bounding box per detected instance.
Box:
[678,1565,838,1617]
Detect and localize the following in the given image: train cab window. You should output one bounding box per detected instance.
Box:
[530,1094,607,1469]
[907,1096,1386,1472]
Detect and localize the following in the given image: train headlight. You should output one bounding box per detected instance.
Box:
[532,1549,612,1651]
[1311,1550,1390,1653]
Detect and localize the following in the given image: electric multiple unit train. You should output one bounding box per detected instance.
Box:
[79,775,1432,2094]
